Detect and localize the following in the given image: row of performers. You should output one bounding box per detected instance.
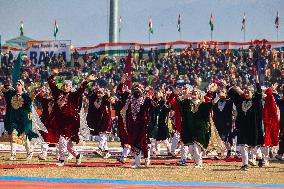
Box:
[0,70,283,170]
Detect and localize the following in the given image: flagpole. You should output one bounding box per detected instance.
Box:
[277,27,279,42]
[210,30,212,41]
[179,30,181,41]
[244,27,246,42]
[149,30,150,44]
[119,30,121,43]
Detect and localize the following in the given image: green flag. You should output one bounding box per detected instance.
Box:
[209,14,214,31]
[12,52,22,87]
[20,21,24,36]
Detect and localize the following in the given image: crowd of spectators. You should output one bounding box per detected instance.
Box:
[1,43,284,94]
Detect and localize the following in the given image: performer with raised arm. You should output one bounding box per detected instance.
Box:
[213,87,234,158]
[150,89,171,156]
[121,84,154,168]
[225,76,264,171]
[112,74,131,163]
[87,86,112,159]
[0,80,38,160]
[34,85,59,160]
[178,83,218,168]
[48,68,96,166]
[167,85,190,166]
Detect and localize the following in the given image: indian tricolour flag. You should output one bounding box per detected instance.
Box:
[20,21,24,36]
[54,20,59,38]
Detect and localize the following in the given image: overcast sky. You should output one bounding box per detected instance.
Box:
[0,0,283,47]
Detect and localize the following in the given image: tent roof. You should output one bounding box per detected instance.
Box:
[6,35,34,44]
[2,42,22,48]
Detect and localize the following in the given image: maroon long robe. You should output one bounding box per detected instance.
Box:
[35,94,59,143]
[48,76,87,142]
[112,83,130,146]
[87,93,112,135]
[167,93,182,133]
[125,96,153,157]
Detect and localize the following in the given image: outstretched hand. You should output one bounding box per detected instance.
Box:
[220,79,227,87]
[208,83,218,93]
[272,83,278,92]
[121,73,128,83]
[51,68,59,75]
[255,74,259,84]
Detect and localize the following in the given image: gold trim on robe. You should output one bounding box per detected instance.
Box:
[11,129,26,145]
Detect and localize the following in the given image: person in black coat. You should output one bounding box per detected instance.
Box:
[213,87,234,158]
[225,77,264,171]
[149,90,171,156]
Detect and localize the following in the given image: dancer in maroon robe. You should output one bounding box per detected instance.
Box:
[112,74,131,163]
[121,84,154,168]
[48,68,96,166]
[35,88,59,160]
[167,86,183,156]
[87,87,112,158]
[167,85,191,165]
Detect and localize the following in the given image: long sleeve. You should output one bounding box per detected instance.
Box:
[72,81,88,99]
[48,75,61,99]
[35,93,47,104]
[227,87,242,105]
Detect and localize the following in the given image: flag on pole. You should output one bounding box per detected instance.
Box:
[209,14,214,31]
[20,21,24,36]
[54,20,59,38]
[149,16,153,34]
[275,11,280,29]
[119,16,122,32]
[241,13,246,31]
[177,14,181,32]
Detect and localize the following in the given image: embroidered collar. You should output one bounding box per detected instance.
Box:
[129,95,145,121]
[218,100,226,112]
[242,100,252,115]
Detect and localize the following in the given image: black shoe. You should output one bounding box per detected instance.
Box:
[275,154,283,161]
[258,159,264,168]
[240,164,249,171]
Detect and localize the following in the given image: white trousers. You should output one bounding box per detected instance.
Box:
[99,133,109,151]
[188,143,203,166]
[134,151,142,165]
[261,146,269,161]
[170,132,180,153]
[11,137,32,156]
[122,146,130,158]
[150,138,171,155]
[41,142,49,157]
[134,149,150,165]
[58,136,78,161]
[0,122,4,137]
[240,145,249,166]
[180,143,188,161]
